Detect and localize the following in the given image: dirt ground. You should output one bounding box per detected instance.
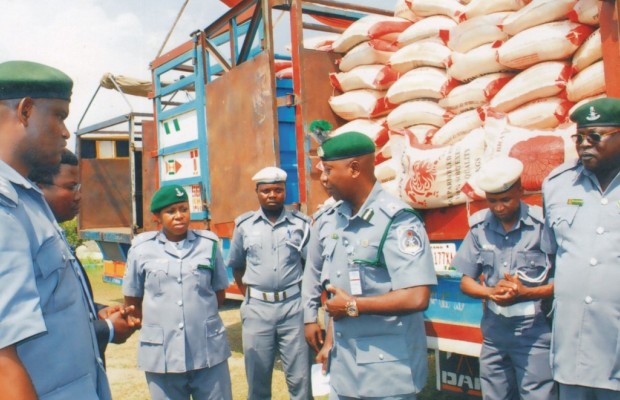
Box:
[87,265,455,400]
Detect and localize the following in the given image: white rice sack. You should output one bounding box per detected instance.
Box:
[481,117,577,192]
[447,43,514,82]
[303,35,339,51]
[572,28,602,73]
[499,0,577,36]
[568,0,600,26]
[400,124,439,145]
[497,20,594,70]
[331,118,388,145]
[397,16,457,46]
[399,127,486,208]
[331,16,412,54]
[566,60,605,102]
[432,109,486,146]
[440,72,515,113]
[443,12,511,52]
[490,61,572,113]
[376,158,400,182]
[395,0,422,22]
[405,0,464,21]
[387,100,452,129]
[338,40,399,72]
[388,38,451,73]
[458,0,526,22]
[328,90,395,121]
[330,65,400,92]
[569,93,606,115]
[507,97,574,129]
[387,67,458,104]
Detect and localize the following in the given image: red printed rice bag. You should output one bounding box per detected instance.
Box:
[397,16,456,46]
[568,0,600,26]
[572,28,602,73]
[331,16,412,54]
[338,39,399,72]
[458,0,526,22]
[507,97,574,129]
[432,108,486,146]
[490,61,572,113]
[499,0,577,36]
[330,65,400,92]
[497,20,594,70]
[566,60,605,102]
[328,90,396,121]
[405,0,464,21]
[387,67,458,104]
[442,12,511,53]
[388,38,451,73]
[440,72,515,113]
[387,99,452,129]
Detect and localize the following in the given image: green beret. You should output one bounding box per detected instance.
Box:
[318,131,375,161]
[570,97,620,128]
[0,60,73,101]
[150,185,188,213]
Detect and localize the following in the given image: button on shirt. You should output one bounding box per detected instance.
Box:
[228,208,310,291]
[322,183,437,398]
[541,160,620,391]
[123,230,231,373]
[0,161,110,399]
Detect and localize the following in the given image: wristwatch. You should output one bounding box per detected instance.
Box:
[345,299,359,317]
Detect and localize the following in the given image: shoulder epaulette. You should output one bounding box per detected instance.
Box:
[545,159,579,182]
[234,210,255,227]
[194,229,219,242]
[131,231,158,247]
[468,208,490,228]
[527,204,544,224]
[0,177,17,208]
[291,209,311,224]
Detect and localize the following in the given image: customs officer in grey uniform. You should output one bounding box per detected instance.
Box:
[316,132,437,399]
[0,61,111,399]
[29,148,139,363]
[452,157,556,400]
[302,196,339,354]
[123,185,232,400]
[228,166,312,400]
[541,97,620,400]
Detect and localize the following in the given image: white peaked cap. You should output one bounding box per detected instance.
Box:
[252,166,287,184]
[476,156,524,194]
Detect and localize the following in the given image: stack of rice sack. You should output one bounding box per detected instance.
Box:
[325,0,604,209]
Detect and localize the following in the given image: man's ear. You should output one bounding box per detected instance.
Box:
[16,97,34,126]
[349,159,361,178]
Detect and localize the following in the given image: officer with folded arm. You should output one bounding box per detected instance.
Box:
[452,157,556,400]
[228,166,312,400]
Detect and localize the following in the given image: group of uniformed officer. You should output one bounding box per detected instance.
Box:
[2,59,620,400]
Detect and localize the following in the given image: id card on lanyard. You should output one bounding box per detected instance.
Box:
[348,266,362,296]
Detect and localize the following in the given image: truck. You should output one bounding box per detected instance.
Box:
[76,0,620,396]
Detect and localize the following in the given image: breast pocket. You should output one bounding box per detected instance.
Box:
[144,260,168,297]
[516,251,549,287]
[549,205,579,247]
[355,335,415,397]
[34,236,77,312]
[283,227,305,264]
[243,234,262,265]
[192,258,214,293]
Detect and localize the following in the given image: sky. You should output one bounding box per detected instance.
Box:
[0,0,395,148]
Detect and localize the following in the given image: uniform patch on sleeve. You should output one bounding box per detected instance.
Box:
[397,225,423,256]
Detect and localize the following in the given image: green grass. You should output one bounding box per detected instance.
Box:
[86,263,467,399]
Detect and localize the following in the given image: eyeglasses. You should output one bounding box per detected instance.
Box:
[571,128,620,145]
[52,183,81,192]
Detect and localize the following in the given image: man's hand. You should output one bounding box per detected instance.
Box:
[488,276,519,306]
[324,286,354,321]
[316,342,331,375]
[99,305,141,344]
[304,323,324,353]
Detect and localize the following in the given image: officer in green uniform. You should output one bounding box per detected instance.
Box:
[315,132,437,399]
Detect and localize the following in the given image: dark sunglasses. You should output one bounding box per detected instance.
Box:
[571,128,620,145]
